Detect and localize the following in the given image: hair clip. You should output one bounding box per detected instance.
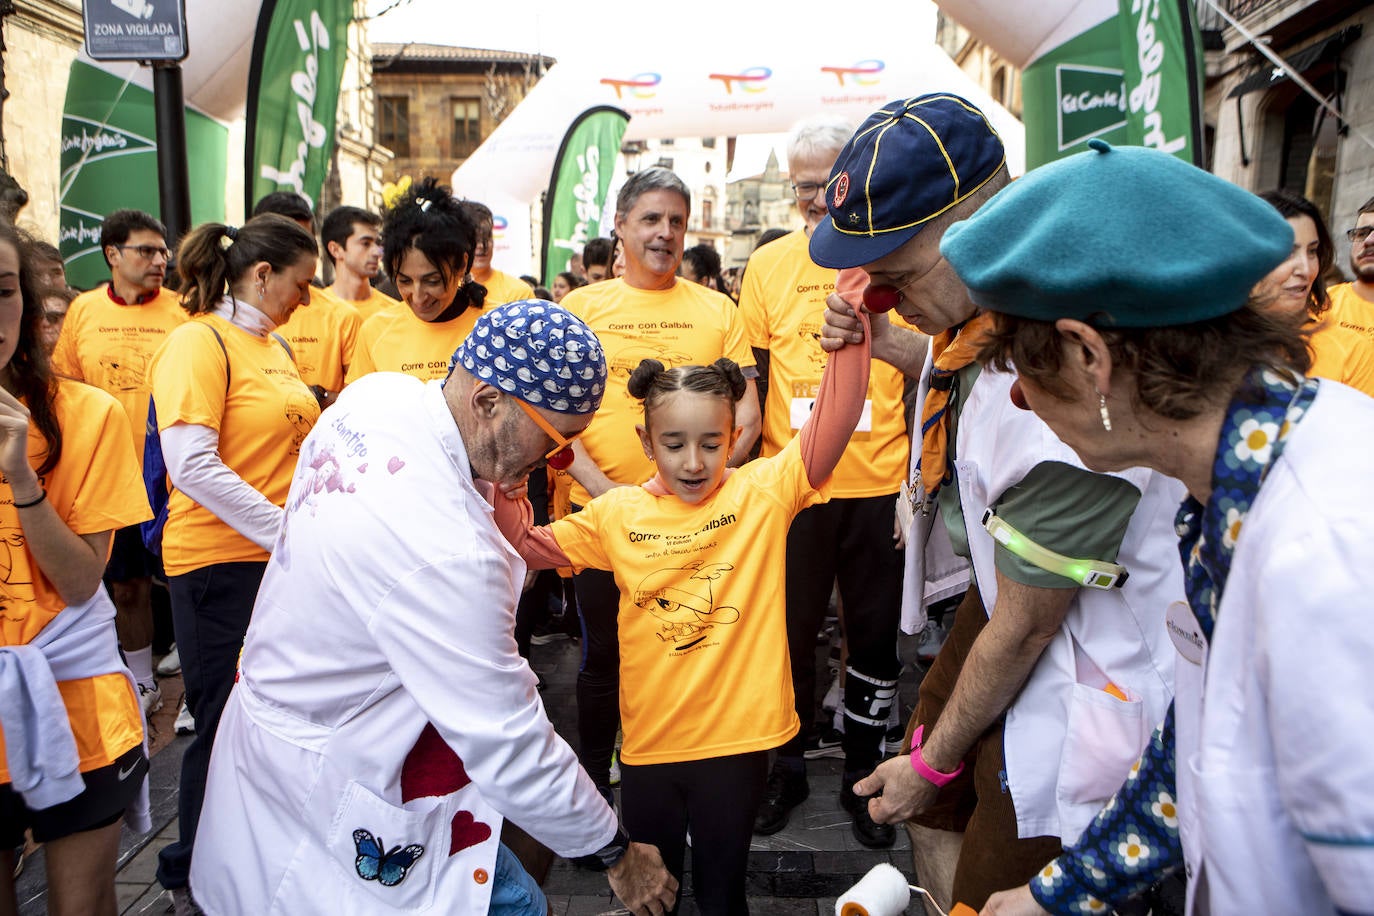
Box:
[220,226,239,250]
[417,198,433,213]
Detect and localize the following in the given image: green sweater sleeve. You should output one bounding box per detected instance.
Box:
[991,461,1142,589]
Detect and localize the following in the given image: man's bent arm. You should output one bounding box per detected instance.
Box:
[919,571,1074,772]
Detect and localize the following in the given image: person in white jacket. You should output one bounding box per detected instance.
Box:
[192,300,676,916]
[958,143,1374,916]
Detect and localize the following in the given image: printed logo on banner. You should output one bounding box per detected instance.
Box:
[708,67,772,95]
[1055,64,1128,151]
[600,73,661,100]
[820,60,885,87]
[492,215,508,239]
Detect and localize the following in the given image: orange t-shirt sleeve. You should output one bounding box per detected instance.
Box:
[151,323,229,431]
[60,393,152,534]
[50,302,84,380]
[722,302,754,371]
[345,317,380,384]
[546,501,614,573]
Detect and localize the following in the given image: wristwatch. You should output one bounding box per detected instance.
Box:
[575,825,630,871]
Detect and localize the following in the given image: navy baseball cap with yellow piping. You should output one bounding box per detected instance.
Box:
[809,93,1006,270]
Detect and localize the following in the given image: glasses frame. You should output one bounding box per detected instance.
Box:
[115,244,172,262]
[1346,226,1374,244]
[512,396,580,462]
[790,181,827,201]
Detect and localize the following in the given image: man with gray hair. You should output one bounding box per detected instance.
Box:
[191,300,677,916]
[557,167,761,801]
[739,116,911,847]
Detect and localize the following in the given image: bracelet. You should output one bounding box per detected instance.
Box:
[13,490,46,510]
[573,825,629,872]
[909,725,965,787]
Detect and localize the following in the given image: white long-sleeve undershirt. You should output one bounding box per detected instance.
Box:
[161,295,285,552]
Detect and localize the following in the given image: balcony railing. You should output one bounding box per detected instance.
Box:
[1223,0,1288,23]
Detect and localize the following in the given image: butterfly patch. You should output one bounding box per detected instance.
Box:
[353,828,425,887]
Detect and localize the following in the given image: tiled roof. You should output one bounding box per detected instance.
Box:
[372,42,555,67]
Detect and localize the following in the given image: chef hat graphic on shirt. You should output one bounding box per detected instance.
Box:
[449,299,607,415]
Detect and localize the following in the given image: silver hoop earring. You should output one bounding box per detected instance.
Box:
[1097,390,1113,432]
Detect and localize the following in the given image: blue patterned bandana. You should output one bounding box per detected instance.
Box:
[450,299,607,415]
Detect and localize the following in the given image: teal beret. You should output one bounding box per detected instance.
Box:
[940,139,1294,327]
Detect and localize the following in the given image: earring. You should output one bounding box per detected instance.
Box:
[1096,389,1113,432]
[256,279,267,302]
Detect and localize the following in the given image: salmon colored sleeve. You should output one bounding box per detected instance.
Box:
[798,268,871,489]
[491,490,573,569]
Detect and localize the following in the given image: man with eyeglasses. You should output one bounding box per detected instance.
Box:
[191,300,677,916]
[53,209,187,718]
[1328,196,1374,342]
[739,114,919,849]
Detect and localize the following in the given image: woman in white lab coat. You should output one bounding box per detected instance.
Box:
[947,141,1374,915]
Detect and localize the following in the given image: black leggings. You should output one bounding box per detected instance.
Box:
[620,751,769,916]
[572,561,620,789]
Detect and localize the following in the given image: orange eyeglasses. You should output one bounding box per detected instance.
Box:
[513,397,581,470]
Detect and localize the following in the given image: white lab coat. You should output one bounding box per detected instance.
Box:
[903,355,1182,843]
[192,375,615,915]
[1174,380,1374,914]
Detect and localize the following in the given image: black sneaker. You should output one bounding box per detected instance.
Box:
[839,776,895,848]
[803,725,845,760]
[753,763,809,835]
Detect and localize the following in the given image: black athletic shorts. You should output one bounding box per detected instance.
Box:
[0,744,147,846]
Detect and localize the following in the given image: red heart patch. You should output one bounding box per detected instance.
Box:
[449,809,492,856]
[400,723,472,803]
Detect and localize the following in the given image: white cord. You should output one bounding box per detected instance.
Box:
[909,885,951,916]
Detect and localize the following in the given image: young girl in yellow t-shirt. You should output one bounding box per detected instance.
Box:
[0,222,151,914]
[493,310,870,914]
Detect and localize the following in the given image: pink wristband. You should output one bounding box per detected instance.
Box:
[909,724,965,787]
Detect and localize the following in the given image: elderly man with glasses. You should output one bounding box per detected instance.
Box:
[52,209,187,719]
[1327,195,1374,342]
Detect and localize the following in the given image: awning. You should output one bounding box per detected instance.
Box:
[1228,26,1362,98]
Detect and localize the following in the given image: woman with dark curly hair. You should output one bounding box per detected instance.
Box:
[957,144,1374,916]
[346,178,488,382]
[0,222,151,916]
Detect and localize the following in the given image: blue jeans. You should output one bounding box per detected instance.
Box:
[489,842,548,916]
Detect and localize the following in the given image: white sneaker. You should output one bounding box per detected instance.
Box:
[915,619,950,663]
[175,699,195,735]
[156,645,181,676]
[138,682,162,718]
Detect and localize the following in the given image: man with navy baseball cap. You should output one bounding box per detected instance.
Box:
[816,96,1183,912]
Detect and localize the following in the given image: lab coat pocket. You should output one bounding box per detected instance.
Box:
[323,780,445,911]
[1188,756,1308,914]
[1056,682,1149,844]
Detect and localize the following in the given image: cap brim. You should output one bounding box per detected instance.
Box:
[808,217,922,270]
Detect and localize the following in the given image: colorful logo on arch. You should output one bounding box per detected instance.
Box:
[492,215,509,239]
[820,60,885,87]
[600,73,662,100]
[708,67,772,95]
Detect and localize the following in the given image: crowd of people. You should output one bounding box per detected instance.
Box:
[0,89,1371,916]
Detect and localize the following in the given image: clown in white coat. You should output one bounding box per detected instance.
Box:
[192,302,676,915]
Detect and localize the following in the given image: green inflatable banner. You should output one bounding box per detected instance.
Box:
[1022,0,1202,169]
[59,60,228,290]
[541,106,630,282]
[246,0,353,212]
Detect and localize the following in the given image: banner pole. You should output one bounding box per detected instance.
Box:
[152,60,192,249]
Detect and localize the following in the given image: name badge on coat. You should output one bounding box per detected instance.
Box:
[1166,600,1206,666]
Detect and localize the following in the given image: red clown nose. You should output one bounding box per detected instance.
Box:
[862,284,901,313]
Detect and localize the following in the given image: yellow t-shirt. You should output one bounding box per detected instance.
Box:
[0,380,151,783]
[1308,317,1374,397]
[738,230,911,498]
[551,437,825,764]
[149,314,321,576]
[50,285,187,465]
[345,305,485,383]
[559,279,753,508]
[344,286,401,324]
[278,288,362,392]
[478,269,535,309]
[1326,283,1374,345]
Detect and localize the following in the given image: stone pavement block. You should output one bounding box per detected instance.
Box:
[115,837,173,884]
[127,884,171,915]
[563,896,632,915]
